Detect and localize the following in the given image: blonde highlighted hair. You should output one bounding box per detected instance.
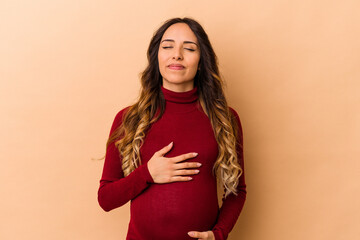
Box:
[107,17,243,199]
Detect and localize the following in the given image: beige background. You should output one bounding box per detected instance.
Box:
[1,0,359,239]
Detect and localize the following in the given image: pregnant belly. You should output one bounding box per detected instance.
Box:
[128,178,219,240]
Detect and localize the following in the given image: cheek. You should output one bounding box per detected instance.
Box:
[190,55,200,69]
[158,51,167,68]
[157,52,167,76]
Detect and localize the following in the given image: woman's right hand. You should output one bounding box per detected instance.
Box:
[147,142,201,184]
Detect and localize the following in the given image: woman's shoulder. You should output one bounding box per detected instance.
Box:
[109,105,132,133]
[114,105,132,121]
[228,106,241,121]
[228,106,244,141]
[228,106,243,130]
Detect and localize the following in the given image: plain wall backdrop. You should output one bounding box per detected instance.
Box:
[1,0,359,239]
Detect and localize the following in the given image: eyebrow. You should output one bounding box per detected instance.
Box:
[161,39,198,47]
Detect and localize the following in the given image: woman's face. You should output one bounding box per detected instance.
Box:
[158,23,200,92]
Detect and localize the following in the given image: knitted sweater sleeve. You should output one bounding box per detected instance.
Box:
[212,107,247,240]
[97,107,154,212]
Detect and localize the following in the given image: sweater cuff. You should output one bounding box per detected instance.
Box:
[138,162,154,184]
[212,227,225,240]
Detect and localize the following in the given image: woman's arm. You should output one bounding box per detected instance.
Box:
[211,107,247,240]
[97,107,154,212]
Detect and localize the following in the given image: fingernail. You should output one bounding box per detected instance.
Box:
[193,152,198,156]
[188,232,194,236]
[197,163,202,167]
[169,141,173,146]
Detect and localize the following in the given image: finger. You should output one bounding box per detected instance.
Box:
[174,162,201,170]
[187,231,197,238]
[170,176,193,182]
[174,169,199,176]
[156,141,173,157]
[188,231,206,239]
[171,152,198,163]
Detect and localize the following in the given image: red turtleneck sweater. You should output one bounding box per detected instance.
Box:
[98,86,246,240]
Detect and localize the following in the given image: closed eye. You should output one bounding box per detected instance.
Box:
[162,46,195,52]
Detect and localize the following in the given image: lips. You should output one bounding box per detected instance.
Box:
[168,64,185,70]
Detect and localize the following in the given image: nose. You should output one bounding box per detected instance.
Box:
[172,47,183,60]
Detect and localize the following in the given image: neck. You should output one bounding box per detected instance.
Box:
[162,81,194,93]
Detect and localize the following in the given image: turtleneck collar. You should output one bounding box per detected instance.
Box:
[160,85,200,114]
[160,85,199,103]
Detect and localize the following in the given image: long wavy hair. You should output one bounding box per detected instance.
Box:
[106,17,243,198]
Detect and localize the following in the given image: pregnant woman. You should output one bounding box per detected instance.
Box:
[97,17,246,240]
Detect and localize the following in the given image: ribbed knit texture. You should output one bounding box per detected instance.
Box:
[98,86,246,240]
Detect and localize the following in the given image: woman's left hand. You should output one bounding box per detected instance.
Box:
[188,230,215,239]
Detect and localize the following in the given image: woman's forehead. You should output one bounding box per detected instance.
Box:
[161,23,198,43]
